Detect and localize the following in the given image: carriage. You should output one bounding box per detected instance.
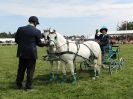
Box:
[80,45,124,75]
[44,43,124,75]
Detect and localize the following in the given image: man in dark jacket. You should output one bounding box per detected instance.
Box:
[15,16,46,90]
[95,27,110,57]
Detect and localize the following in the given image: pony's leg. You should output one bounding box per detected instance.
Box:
[61,62,67,82]
[96,51,102,76]
[49,61,54,81]
[92,59,101,80]
[96,64,101,77]
[56,61,60,74]
[74,62,77,72]
[74,62,77,80]
[68,61,77,84]
[55,61,61,81]
[92,59,98,80]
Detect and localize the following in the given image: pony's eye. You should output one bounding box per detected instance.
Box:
[55,36,57,40]
[47,36,50,40]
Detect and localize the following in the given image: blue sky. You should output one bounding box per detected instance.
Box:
[0,0,133,37]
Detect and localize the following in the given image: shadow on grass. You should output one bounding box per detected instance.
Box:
[0,82,18,91]
[33,69,94,85]
[0,69,95,91]
[33,73,52,85]
[76,69,95,79]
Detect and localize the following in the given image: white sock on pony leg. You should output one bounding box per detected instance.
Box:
[92,59,98,80]
[68,61,75,76]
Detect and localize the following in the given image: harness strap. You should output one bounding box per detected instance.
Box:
[55,51,87,61]
[82,43,97,59]
[66,39,69,51]
[55,42,97,63]
[65,39,79,63]
[73,43,80,62]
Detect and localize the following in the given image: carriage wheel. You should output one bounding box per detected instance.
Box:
[80,61,88,71]
[80,61,92,71]
[119,57,124,69]
[109,59,117,75]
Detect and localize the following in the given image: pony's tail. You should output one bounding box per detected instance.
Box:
[97,50,102,68]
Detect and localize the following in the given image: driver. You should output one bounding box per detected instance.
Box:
[95,26,111,59]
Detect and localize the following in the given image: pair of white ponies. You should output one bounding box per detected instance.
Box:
[43,28,102,84]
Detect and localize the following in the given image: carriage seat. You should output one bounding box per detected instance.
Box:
[108,45,119,59]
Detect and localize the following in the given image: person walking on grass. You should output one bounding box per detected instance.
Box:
[15,16,47,90]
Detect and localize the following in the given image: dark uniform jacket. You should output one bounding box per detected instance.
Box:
[15,25,45,59]
[95,34,110,47]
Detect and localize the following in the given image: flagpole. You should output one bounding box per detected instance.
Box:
[126,21,127,30]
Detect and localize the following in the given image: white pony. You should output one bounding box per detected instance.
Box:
[43,29,61,81]
[43,29,78,82]
[47,29,102,84]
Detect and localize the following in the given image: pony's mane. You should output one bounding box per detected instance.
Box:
[56,32,75,43]
[56,32,66,42]
[56,32,64,38]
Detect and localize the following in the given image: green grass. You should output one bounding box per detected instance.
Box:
[0,44,133,99]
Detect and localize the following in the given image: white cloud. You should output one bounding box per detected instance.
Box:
[0,0,133,34]
[0,0,133,19]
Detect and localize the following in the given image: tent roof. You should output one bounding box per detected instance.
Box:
[0,38,15,41]
[98,30,133,35]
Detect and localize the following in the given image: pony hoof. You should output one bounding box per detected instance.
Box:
[92,77,96,80]
[61,79,67,84]
[55,76,60,81]
[49,77,54,82]
[49,78,54,82]
[72,81,77,85]
[61,80,67,84]
[55,78,60,82]
[61,75,67,83]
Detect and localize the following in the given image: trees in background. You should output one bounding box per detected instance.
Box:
[1,21,133,38]
[118,21,133,30]
[0,32,15,38]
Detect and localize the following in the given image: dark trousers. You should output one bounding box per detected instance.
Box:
[100,45,110,61]
[16,58,36,88]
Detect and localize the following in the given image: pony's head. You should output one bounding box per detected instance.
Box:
[47,28,57,48]
[43,28,50,41]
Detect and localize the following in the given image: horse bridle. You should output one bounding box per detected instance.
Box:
[47,32,71,51]
[47,31,58,47]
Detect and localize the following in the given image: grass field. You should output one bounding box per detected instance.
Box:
[0,44,133,99]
